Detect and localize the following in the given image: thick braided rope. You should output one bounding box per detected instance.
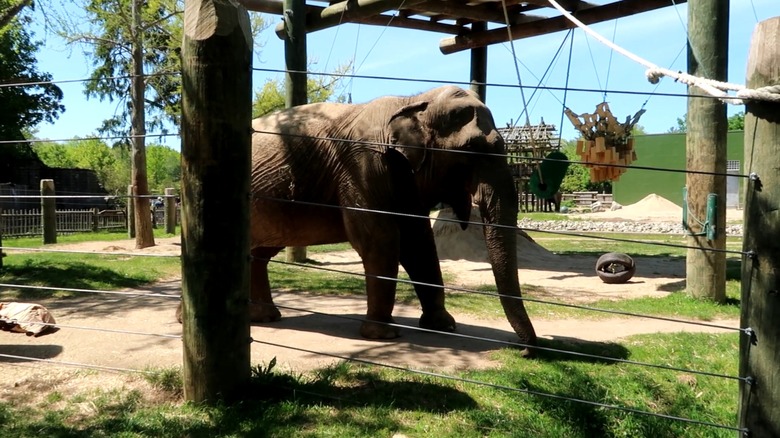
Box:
[547,0,780,105]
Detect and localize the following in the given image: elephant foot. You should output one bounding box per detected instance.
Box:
[250,302,282,323]
[360,318,400,340]
[175,302,183,323]
[419,309,456,333]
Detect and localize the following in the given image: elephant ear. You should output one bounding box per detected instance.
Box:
[388,101,431,172]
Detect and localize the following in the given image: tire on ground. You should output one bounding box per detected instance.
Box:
[595,252,636,284]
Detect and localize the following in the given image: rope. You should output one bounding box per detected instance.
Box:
[546,0,780,105]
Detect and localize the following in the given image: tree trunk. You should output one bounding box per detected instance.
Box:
[131,0,155,249]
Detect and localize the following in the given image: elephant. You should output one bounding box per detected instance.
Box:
[242,85,537,351]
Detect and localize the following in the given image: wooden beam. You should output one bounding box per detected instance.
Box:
[440,0,685,54]
[739,17,780,438]
[403,0,547,26]
[273,0,429,38]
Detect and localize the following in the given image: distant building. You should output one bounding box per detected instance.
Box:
[612,131,745,209]
[0,153,111,211]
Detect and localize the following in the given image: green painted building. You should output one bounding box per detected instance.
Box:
[612,131,745,208]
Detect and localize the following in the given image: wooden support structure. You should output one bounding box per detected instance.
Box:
[180,0,253,403]
[739,16,780,438]
[164,187,176,234]
[439,0,684,54]
[469,21,487,102]
[40,179,56,245]
[684,0,728,302]
[283,0,309,263]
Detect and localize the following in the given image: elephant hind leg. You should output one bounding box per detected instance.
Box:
[250,246,283,323]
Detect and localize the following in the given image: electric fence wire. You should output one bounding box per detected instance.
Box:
[248,129,758,181]
[0,315,745,435]
[250,193,749,256]
[250,338,746,435]
[251,67,735,101]
[0,133,178,145]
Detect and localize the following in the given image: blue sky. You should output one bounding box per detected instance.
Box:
[31,0,777,149]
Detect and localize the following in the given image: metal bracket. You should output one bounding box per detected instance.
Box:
[682,187,717,240]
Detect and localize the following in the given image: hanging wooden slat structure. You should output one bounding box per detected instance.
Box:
[566,102,644,182]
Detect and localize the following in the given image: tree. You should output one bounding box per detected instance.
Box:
[252,63,351,117]
[728,112,745,131]
[0,0,32,30]
[668,116,687,133]
[667,112,744,133]
[52,0,185,247]
[0,2,64,166]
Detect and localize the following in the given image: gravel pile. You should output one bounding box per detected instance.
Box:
[518,218,744,236]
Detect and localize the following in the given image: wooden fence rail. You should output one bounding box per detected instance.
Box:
[0,208,128,237]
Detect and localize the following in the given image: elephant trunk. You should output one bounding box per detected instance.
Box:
[475,162,538,354]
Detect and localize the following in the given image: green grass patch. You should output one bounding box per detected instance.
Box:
[0,333,739,437]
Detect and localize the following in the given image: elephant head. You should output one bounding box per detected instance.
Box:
[386,86,538,351]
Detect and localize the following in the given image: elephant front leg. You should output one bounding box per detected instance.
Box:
[399,216,456,333]
[250,247,283,323]
[361,272,402,339]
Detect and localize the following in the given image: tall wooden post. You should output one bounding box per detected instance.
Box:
[283,0,308,263]
[164,187,176,234]
[41,179,56,244]
[0,207,4,270]
[739,16,780,437]
[684,0,728,302]
[127,185,135,238]
[180,0,252,403]
[470,22,487,102]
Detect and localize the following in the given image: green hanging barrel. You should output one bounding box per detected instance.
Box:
[529,151,570,199]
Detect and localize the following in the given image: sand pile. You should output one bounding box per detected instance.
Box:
[430,207,556,265]
[578,193,683,221]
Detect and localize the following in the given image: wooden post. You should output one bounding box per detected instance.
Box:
[164,187,176,234]
[41,179,56,244]
[283,0,308,263]
[0,206,4,270]
[127,185,135,238]
[181,0,253,402]
[469,21,487,102]
[684,0,728,302]
[739,16,780,438]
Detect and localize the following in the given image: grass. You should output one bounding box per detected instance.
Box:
[0,332,739,437]
[0,229,181,301]
[0,229,745,437]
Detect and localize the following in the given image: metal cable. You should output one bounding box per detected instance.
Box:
[265,300,745,383]
[0,71,179,89]
[0,246,181,258]
[251,67,737,101]
[0,283,180,299]
[251,338,746,434]
[0,353,154,375]
[249,128,758,180]
[250,195,750,257]
[267,258,745,334]
[0,318,181,339]
[0,133,177,145]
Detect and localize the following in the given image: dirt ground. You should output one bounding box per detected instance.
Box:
[0,194,740,398]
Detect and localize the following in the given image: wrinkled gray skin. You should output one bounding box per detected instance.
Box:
[248,85,537,351]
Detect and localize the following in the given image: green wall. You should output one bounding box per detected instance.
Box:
[612,132,745,207]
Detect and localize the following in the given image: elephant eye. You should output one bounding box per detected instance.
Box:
[450,107,475,126]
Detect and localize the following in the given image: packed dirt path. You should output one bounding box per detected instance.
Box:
[1,243,737,382]
[1,195,741,395]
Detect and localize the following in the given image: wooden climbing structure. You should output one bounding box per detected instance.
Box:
[499,121,560,212]
[566,102,644,182]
